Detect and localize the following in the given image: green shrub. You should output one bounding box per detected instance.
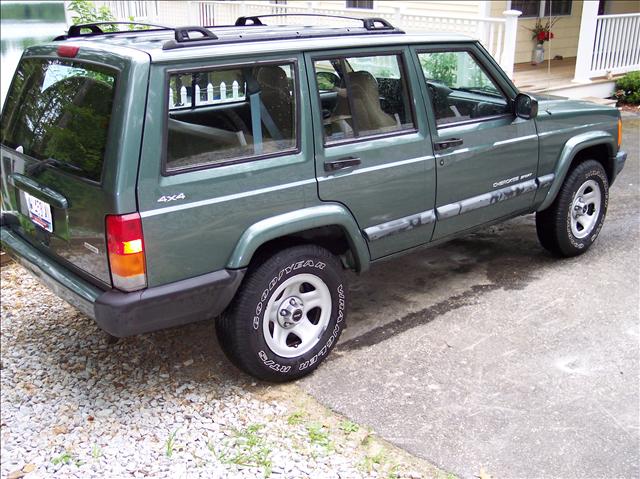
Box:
[614,71,640,104]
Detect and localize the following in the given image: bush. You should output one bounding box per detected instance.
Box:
[614,71,640,104]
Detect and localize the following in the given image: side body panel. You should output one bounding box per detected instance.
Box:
[137,53,319,287]
[532,99,619,210]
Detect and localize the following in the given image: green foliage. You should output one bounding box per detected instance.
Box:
[165,429,178,458]
[614,71,640,104]
[51,450,82,467]
[306,422,333,451]
[420,52,457,86]
[67,0,118,32]
[0,2,65,22]
[287,411,304,425]
[339,419,359,434]
[211,424,273,477]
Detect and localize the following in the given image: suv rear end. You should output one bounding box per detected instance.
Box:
[1,42,149,322]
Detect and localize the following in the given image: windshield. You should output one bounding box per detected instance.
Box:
[0,58,117,182]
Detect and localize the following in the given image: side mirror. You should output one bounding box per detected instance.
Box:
[514,93,538,119]
[316,71,340,90]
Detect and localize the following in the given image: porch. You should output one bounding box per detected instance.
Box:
[513,57,619,102]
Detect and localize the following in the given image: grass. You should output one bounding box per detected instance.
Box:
[287,411,304,425]
[359,450,386,473]
[91,444,102,460]
[211,424,273,478]
[339,419,359,434]
[165,429,178,458]
[51,450,81,467]
[306,422,334,452]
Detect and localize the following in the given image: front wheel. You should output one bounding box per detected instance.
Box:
[536,160,609,257]
[217,245,348,382]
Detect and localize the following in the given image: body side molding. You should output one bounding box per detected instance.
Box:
[364,209,436,241]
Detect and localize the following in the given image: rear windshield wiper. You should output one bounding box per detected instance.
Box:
[26,157,87,176]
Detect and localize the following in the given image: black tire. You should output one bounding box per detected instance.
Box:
[217,245,348,382]
[536,160,609,257]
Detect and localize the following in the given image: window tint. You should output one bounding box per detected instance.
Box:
[166,62,296,172]
[313,54,414,143]
[0,59,116,182]
[418,51,510,127]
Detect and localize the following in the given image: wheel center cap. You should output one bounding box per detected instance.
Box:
[278,296,304,329]
[574,199,588,217]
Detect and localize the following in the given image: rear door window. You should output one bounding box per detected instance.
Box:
[0,59,117,182]
[165,61,297,172]
[312,53,415,143]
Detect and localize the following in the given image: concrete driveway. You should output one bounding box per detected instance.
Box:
[301,117,640,478]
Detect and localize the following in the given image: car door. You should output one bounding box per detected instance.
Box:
[411,44,539,240]
[305,47,437,259]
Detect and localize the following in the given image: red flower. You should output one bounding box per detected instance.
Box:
[537,31,546,41]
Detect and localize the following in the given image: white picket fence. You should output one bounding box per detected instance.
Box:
[169,80,244,109]
[590,13,640,77]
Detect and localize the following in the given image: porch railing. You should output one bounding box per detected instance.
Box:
[590,13,640,77]
[188,1,521,77]
[88,1,521,78]
[575,2,640,83]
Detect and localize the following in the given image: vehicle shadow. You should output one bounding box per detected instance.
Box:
[29,214,555,393]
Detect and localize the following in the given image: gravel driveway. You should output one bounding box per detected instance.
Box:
[0,264,443,479]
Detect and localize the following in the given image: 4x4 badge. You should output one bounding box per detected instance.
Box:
[157,193,186,203]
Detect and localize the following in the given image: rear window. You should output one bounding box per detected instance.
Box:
[0,58,117,182]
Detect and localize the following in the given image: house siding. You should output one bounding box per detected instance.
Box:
[491,0,584,64]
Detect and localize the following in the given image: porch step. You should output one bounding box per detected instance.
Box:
[579,96,617,106]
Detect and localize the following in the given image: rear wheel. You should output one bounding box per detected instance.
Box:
[536,160,609,257]
[217,245,347,382]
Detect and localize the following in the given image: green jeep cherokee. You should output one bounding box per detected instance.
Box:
[0,16,627,381]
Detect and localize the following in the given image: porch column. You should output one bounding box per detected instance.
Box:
[501,10,522,79]
[573,0,600,83]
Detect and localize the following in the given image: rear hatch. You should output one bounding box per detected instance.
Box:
[1,45,140,286]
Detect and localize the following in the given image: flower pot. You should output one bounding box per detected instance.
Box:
[531,43,545,65]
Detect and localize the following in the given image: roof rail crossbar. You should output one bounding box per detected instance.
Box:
[60,21,173,39]
[234,14,397,31]
[162,26,219,49]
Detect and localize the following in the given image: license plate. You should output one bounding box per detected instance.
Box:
[24,192,53,233]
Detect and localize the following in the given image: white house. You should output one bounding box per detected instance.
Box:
[79,0,640,98]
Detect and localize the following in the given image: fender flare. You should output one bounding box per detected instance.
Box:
[226,204,370,272]
[537,131,615,211]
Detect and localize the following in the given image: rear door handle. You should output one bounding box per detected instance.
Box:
[324,156,361,172]
[434,138,463,151]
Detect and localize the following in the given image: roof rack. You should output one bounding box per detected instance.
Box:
[234,14,396,31]
[162,14,403,50]
[54,21,173,40]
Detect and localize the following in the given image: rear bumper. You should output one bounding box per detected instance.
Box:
[1,226,244,337]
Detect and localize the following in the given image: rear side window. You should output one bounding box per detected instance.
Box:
[166,62,297,172]
[0,59,117,182]
[312,53,414,143]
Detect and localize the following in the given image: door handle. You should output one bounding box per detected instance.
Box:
[324,156,361,172]
[434,138,463,151]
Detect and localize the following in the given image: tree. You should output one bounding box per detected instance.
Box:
[67,0,118,32]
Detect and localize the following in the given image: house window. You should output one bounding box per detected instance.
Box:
[346,0,373,9]
[510,0,572,18]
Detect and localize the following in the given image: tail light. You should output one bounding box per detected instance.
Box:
[106,213,147,292]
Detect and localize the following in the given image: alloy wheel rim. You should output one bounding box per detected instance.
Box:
[570,179,601,239]
[263,273,332,358]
